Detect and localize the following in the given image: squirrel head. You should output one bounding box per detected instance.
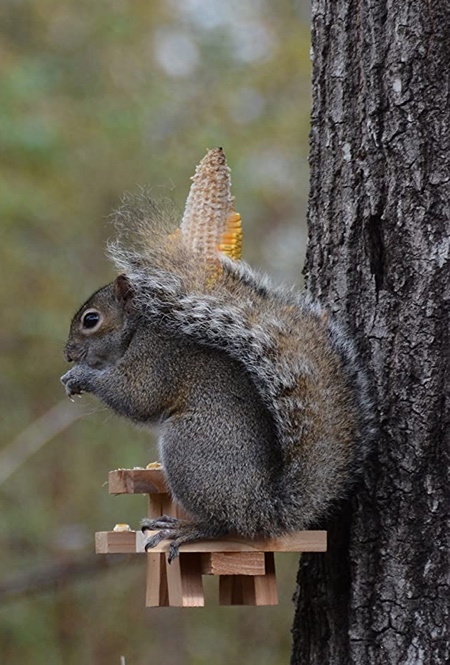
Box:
[64,274,136,370]
[62,148,243,402]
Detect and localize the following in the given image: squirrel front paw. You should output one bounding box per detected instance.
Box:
[60,366,91,398]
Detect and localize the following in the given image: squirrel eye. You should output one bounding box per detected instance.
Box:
[82,310,101,330]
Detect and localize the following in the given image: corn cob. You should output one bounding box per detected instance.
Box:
[180,148,242,265]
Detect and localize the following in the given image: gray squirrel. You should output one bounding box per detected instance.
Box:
[61,148,375,562]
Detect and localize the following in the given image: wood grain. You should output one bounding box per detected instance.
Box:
[108,468,168,494]
[201,552,266,576]
[95,530,327,554]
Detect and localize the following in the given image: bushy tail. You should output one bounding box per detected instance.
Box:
[109,194,377,528]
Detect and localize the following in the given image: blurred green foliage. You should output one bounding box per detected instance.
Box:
[0,0,311,663]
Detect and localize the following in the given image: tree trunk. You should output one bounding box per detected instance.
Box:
[291,2,449,664]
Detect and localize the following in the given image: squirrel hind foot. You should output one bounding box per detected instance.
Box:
[141,515,183,530]
[141,517,228,563]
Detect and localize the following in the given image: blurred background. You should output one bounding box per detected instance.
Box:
[0,1,311,663]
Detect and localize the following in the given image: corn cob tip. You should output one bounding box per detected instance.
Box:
[180,148,242,265]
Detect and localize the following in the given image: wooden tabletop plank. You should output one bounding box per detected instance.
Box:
[95,530,327,554]
[108,468,168,494]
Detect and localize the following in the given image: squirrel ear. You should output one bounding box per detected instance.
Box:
[114,274,134,309]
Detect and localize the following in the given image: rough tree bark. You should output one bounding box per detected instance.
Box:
[291,2,449,664]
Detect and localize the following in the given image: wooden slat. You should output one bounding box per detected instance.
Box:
[108,468,168,495]
[95,530,136,554]
[201,552,266,576]
[146,553,169,607]
[145,493,169,606]
[166,553,205,607]
[219,575,243,605]
[136,530,327,553]
[95,530,327,554]
[220,554,278,606]
[144,491,204,606]
[147,493,165,518]
[251,553,278,606]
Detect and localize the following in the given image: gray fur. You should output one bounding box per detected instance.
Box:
[62,196,377,559]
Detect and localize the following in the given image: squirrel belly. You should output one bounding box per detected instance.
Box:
[157,347,286,539]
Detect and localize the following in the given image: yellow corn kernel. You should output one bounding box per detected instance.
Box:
[113,523,132,532]
[218,211,242,261]
[146,461,162,469]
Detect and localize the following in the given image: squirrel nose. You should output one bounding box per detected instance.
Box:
[64,344,79,363]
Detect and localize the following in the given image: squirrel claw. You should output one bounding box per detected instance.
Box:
[168,543,180,564]
[143,538,180,564]
[143,529,173,552]
[141,517,196,563]
[141,515,180,532]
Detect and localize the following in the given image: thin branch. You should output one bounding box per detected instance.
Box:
[0,399,84,487]
[0,553,141,601]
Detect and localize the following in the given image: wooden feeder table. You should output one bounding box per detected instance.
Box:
[95,468,327,607]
